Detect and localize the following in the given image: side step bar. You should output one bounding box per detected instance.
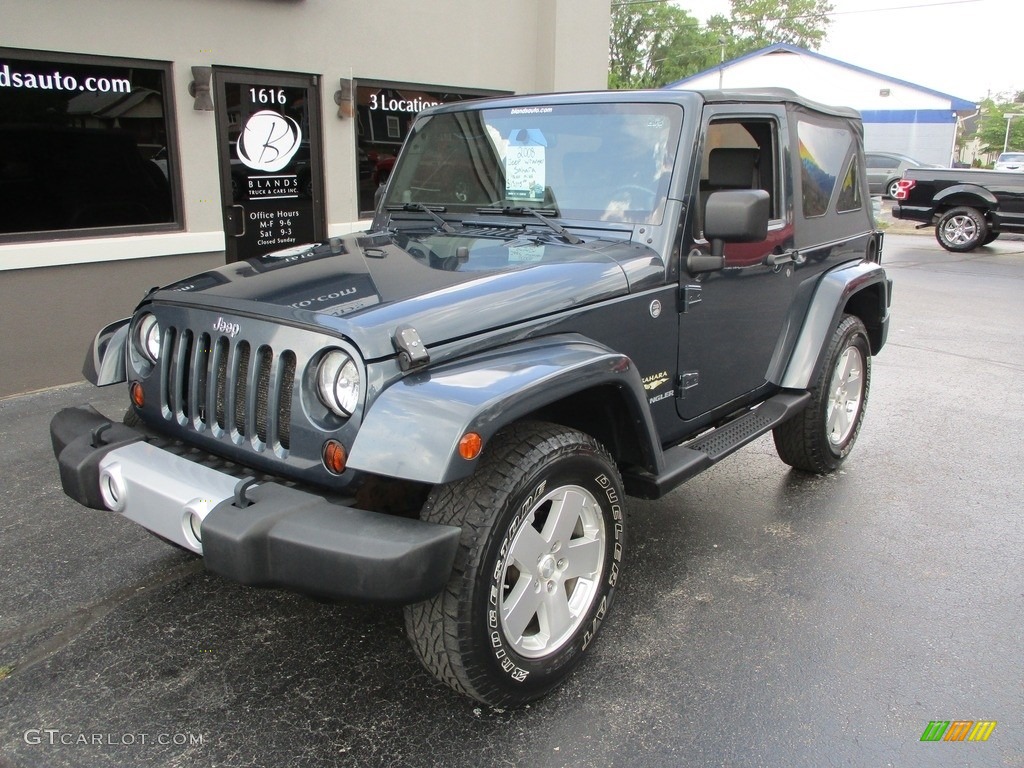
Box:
[622,391,812,499]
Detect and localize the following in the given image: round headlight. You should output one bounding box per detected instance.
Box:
[135,313,161,364]
[317,350,360,417]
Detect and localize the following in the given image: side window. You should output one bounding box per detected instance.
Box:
[797,120,851,218]
[695,118,780,237]
[836,155,863,213]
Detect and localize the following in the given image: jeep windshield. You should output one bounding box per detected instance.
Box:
[381,102,682,226]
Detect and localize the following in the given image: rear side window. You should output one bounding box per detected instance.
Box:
[836,156,863,213]
[797,120,852,218]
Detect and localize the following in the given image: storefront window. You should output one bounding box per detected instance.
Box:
[0,49,179,240]
[355,81,506,215]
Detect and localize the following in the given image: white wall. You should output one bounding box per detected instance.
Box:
[864,124,954,166]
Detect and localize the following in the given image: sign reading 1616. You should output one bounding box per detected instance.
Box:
[250,87,287,106]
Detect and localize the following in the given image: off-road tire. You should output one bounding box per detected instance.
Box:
[774,315,871,473]
[404,421,625,707]
[935,206,987,252]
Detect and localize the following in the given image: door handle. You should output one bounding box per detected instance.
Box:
[764,249,803,267]
[227,205,246,237]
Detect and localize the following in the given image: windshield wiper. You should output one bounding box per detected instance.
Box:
[475,206,581,245]
[385,203,458,233]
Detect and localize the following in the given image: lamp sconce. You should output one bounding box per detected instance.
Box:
[334,78,353,119]
[188,66,214,111]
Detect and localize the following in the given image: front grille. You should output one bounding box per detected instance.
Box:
[160,327,295,452]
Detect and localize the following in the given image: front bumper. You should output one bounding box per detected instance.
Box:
[50,406,460,604]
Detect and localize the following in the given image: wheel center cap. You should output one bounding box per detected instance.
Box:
[539,555,557,580]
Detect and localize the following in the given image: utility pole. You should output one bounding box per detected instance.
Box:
[718,37,727,89]
[1002,113,1024,153]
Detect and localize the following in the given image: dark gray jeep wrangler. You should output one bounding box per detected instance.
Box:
[52,88,890,707]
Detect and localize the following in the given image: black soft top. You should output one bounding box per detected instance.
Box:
[421,87,861,121]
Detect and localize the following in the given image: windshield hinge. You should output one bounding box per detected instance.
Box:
[676,371,699,397]
[680,284,702,313]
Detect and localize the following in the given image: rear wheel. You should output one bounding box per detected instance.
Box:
[885,178,901,199]
[774,315,871,473]
[935,206,987,252]
[404,422,625,707]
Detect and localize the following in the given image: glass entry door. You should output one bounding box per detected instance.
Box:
[214,68,325,262]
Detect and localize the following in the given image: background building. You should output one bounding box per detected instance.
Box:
[667,43,976,167]
[1,0,610,396]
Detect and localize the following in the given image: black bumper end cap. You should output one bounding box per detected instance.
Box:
[50,406,144,510]
[201,483,462,605]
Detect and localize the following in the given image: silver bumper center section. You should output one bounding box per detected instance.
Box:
[98,442,240,554]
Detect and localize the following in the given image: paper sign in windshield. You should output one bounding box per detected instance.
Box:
[505,144,546,201]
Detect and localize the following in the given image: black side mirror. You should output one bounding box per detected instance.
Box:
[688,189,770,273]
[704,189,770,254]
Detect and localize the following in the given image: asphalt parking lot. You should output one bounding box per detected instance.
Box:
[1,232,1022,767]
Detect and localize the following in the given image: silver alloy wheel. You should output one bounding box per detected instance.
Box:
[886,179,900,198]
[499,484,606,659]
[941,213,980,246]
[826,345,866,446]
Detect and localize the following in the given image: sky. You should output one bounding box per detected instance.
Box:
[676,0,1018,103]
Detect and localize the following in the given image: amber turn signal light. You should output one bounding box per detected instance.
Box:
[458,432,483,461]
[130,381,145,408]
[322,440,347,474]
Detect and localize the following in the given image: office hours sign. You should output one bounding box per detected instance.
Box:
[214,70,324,262]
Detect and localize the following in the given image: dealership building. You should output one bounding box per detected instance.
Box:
[667,43,977,167]
[1,0,609,396]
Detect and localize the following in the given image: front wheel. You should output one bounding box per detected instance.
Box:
[935,206,987,252]
[774,315,871,473]
[404,422,625,707]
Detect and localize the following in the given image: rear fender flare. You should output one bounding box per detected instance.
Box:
[348,334,660,485]
[933,184,998,209]
[780,262,889,390]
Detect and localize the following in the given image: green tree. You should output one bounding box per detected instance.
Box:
[975,97,1024,156]
[727,0,834,50]
[609,3,714,89]
[609,0,836,90]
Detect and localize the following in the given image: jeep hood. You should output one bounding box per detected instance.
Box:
[151,230,664,360]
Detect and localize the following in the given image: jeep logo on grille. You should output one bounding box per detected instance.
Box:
[213,317,241,338]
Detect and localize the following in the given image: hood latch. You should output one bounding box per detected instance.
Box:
[393,324,430,371]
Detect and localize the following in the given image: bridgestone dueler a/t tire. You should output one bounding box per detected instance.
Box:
[404,421,625,707]
[773,315,871,474]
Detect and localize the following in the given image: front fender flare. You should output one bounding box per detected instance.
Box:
[82,318,130,386]
[348,334,659,485]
